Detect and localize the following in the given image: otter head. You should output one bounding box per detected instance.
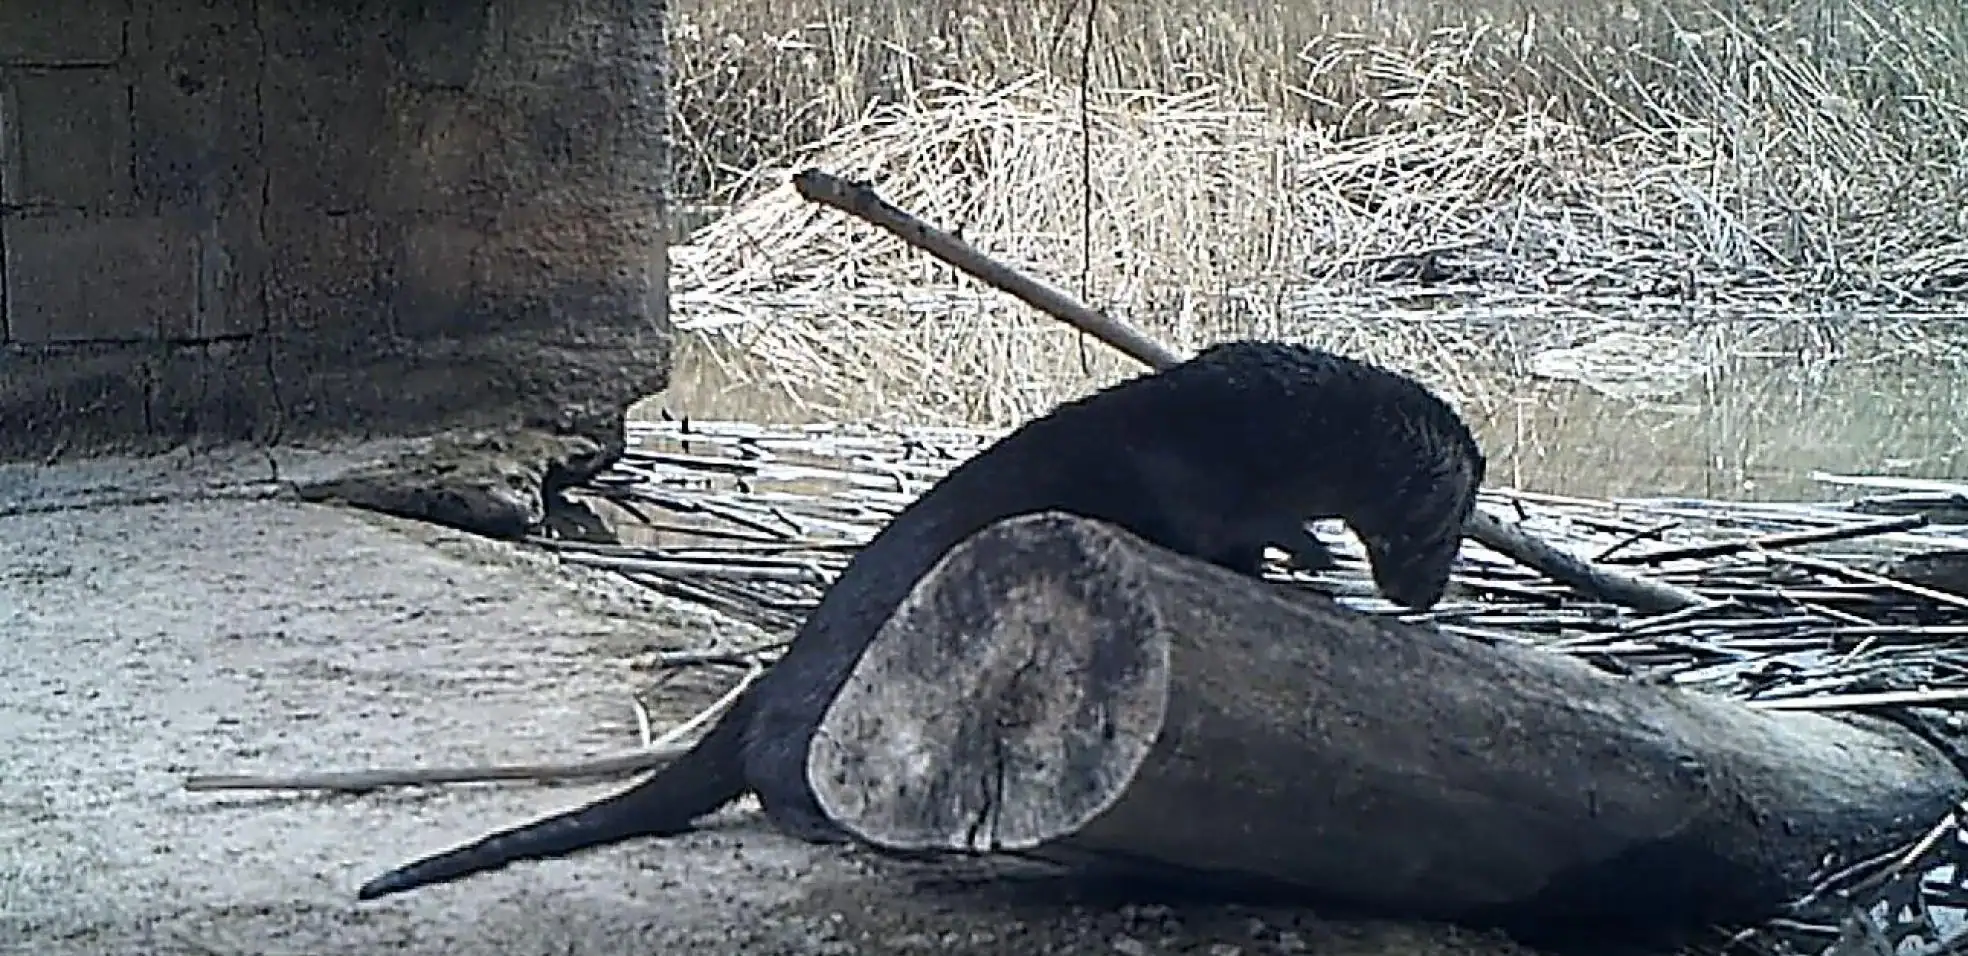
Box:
[1359,518,1467,610]
[1352,439,1485,611]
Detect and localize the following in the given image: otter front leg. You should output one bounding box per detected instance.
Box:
[1268,518,1338,572]
[1209,515,1339,576]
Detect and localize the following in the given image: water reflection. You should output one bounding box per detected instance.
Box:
[650,313,1968,502]
[1471,343,1968,500]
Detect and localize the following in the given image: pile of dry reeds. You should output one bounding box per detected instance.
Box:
[668,77,1968,427]
[569,419,1968,702]
[670,0,1968,222]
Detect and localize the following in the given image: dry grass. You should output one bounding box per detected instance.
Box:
[662,0,1968,429]
[669,0,1968,204]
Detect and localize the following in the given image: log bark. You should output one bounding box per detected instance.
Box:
[807,511,1967,938]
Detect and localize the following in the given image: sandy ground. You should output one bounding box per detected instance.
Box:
[0,447,1538,956]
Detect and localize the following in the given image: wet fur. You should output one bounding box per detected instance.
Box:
[356,340,1486,900]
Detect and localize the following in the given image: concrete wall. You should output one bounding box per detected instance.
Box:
[0,0,672,462]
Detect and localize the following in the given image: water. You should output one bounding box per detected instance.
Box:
[1466,339,1968,501]
[648,310,1968,503]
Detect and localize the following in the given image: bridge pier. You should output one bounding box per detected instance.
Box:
[0,0,671,462]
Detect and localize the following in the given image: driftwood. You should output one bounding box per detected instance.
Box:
[791,167,1709,614]
[807,511,1966,938]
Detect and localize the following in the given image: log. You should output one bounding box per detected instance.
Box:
[807,511,1967,940]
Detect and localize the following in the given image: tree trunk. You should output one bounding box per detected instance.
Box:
[808,511,1966,938]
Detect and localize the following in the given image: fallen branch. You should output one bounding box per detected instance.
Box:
[791,167,1708,613]
[1463,508,1706,612]
[790,169,1185,371]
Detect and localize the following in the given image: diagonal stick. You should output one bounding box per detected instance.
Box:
[791,167,1709,613]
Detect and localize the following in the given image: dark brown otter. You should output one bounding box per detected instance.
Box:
[356,339,1486,900]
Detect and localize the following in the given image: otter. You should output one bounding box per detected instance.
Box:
[357,340,1486,900]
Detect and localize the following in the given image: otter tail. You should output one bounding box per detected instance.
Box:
[355,711,750,900]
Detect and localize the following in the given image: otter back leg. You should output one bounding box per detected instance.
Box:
[757,786,853,844]
[744,688,855,844]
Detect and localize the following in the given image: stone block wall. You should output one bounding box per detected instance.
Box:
[0,0,672,462]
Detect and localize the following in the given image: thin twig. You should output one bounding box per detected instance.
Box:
[1605,514,1928,566]
[1747,687,1968,712]
[179,745,697,794]
[1768,552,1968,613]
[182,662,767,794]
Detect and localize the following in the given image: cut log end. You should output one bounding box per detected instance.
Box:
[808,512,1170,852]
